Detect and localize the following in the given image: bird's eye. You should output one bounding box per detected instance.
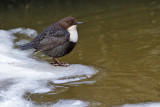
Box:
[68,21,72,25]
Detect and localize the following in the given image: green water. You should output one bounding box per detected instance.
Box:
[1,0,160,106]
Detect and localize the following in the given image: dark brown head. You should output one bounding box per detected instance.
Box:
[56,17,83,29]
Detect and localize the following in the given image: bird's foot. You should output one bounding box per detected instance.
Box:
[50,62,70,67]
[51,58,70,67]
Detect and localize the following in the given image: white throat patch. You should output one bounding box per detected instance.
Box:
[67,25,78,42]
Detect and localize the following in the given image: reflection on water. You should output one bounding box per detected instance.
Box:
[1,0,160,106]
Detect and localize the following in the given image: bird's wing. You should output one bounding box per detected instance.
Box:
[35,29,70,52]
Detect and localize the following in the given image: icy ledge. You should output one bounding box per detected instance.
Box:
[0,28,98,107]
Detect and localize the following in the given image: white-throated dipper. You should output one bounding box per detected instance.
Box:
[20,17,83,67]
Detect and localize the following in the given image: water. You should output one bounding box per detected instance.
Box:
[1,0,160,107]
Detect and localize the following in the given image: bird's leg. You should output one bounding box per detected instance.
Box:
[53,58,61,65]
[50,57,70,67]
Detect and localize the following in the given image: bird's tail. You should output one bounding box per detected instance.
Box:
[19,42,35,50]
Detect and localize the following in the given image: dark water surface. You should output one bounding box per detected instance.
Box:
[1,0,160,106]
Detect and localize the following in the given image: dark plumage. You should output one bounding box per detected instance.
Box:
[19,17,83,67]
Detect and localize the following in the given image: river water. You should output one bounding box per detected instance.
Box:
[0,0,160,107]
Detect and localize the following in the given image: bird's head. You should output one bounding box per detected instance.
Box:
[57,16,83,30]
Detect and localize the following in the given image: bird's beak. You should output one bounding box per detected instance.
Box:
[77,22,84,25]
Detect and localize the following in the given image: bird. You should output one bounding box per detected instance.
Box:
[19,16,83,67]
